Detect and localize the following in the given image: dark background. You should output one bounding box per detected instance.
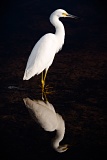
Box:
[0,0,107,160]
[0,0,107,63]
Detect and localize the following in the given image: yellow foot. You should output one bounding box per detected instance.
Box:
[41,87,55,101]
[44,85,55,95]
[39,84,55,94]
[39,84,55,95]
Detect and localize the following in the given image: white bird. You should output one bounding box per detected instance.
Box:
[23,9,77,91]
[23,97,68,153]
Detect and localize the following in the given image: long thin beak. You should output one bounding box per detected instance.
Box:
[67,14,78,19]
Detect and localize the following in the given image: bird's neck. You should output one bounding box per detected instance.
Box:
[55,19,65,38]
[50,16,65,45]
[52,114,65,150]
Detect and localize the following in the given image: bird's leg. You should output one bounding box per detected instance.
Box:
[41,69,54,94]
[41,69,49,93]
[43,69,48,86]
[41,71,45,92]
[43,69,55,94]
[41,69,48,92]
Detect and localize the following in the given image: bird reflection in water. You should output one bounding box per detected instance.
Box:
[23,94,68,153]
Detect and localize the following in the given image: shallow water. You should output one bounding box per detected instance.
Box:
[0,1,107,159]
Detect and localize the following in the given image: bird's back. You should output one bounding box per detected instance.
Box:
[23,33,59,80]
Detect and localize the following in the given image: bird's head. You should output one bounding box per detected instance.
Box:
[51,9,77,19]
[55,144,69,153]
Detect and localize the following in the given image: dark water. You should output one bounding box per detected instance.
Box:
[0,0,107,159]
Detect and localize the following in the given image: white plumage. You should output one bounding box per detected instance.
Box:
[23,9,77,90]
[23,34,58,79]
[23,97,68,152]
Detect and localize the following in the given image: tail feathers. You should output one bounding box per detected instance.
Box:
[23,73,29,80]
[23,66,45,80]
[23,69,35,80]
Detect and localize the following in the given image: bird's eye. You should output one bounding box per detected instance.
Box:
[62,13,67,17]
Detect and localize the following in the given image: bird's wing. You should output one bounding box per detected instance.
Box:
[24,33,58,79]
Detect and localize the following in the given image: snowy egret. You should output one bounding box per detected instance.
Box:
[23,97,68,153]
[23,9,77,91]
